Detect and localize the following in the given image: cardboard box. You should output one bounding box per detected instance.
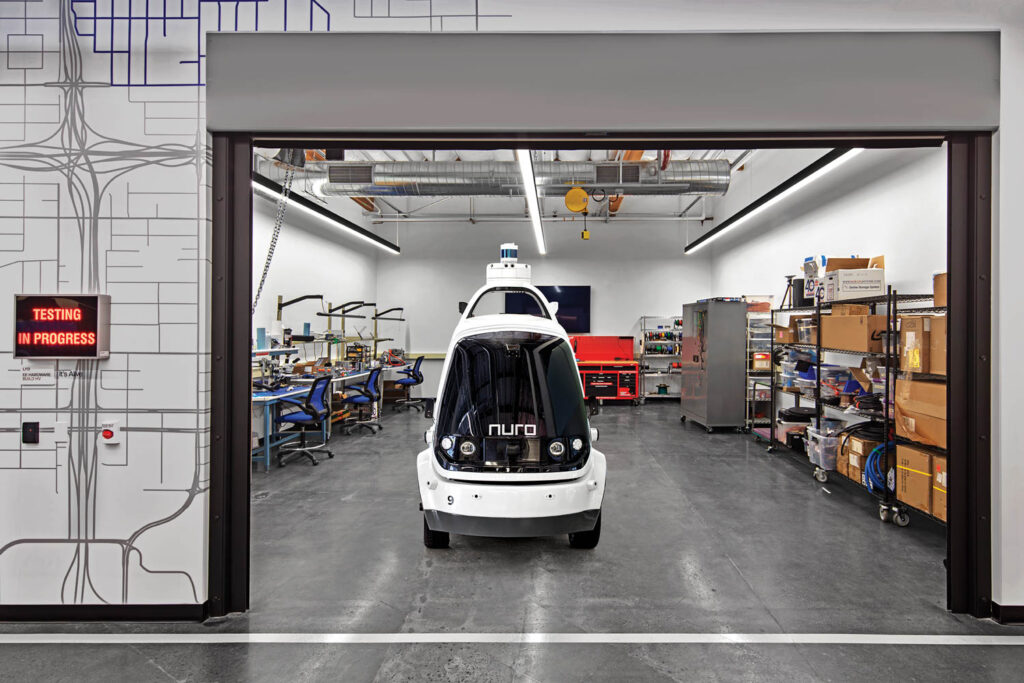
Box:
[896,444,933,514]
[894,379,947,449]
[930,316,947,376]
[824,256,885,272]
[772,324,796,344]
[933,272,948,308]
[840,435,880,485]
[847,435,882,463]
[932,454,948,522]
[824,269,887,302]
[900,316,932,374]
[831,304,870,316]
[820,315,887,353]
[849,367,874,393]
[822,256,886,302]
[836,452,849,478]
[848,461,863,485]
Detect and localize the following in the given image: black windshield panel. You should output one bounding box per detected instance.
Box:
[466,287,551,320]
[435,331,589,472]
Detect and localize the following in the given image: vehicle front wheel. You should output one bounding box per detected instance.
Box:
[569,514,601,549]
[423,515,449,549]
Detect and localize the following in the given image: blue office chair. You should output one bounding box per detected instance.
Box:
[275,375,334,467]
[393,356,425,412]
[339,367,382,435]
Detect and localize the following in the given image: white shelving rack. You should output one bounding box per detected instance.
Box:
[639,315,684,402]
[745,311,773,431]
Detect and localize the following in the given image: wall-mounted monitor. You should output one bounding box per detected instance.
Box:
[506,285,591,333]
[14,294,111,359]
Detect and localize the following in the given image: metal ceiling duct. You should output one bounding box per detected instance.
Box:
[310,159,730,197]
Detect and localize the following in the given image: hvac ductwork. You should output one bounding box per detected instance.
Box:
[308,159,730,197]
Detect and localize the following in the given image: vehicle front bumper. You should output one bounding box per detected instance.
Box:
[417,449,606,537]
[424,508,600,537]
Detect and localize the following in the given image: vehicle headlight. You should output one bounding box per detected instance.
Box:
[571,437,584,452]
[459,440,477,457]
[548,440,566,458]
[440,436,454,451]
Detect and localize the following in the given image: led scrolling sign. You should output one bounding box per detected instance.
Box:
[14,295,111,359]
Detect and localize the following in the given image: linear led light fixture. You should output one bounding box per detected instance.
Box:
[684,148,864,254]
[516,149,547,255]
[252,174,401,255]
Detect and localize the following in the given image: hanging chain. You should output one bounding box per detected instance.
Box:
[252,167,295,315]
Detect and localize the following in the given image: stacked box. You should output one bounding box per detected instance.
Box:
[836,452,849,478]
[895,379,947,449]
[930,316,947,376]
[933,455,948,522]
[933,272,948,308]
[820,315,887,353]
[896,445,932,514]
[900,316,932,374]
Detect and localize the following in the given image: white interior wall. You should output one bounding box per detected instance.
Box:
[372,148,946,399]
[708,147,947,298]
[251,197,379,357]
[376,253,712,396]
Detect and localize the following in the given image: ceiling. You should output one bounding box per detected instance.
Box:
[253,148,752,225]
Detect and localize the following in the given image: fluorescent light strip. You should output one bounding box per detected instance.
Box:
[517,149,547,255]
[252,180,400,255]
[686,148,864,254]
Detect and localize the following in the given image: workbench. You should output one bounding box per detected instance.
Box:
[250,364,408,472]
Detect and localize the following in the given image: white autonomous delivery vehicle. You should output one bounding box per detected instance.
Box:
[418,244,606,549]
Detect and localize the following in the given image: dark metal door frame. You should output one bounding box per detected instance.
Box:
[209,134,254,617]
[206,131,992,620]
[946,134,992,617]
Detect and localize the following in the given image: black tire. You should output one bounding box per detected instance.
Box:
[423,515,449,549]
[569,513,601,549]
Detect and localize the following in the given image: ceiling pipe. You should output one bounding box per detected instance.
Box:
[308,159,731,198]
[608,149,646,214]
[370,213,710,224]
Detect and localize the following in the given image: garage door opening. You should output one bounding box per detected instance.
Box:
[210,137,990,626]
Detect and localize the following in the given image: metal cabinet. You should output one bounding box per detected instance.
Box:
[679,300,747,431]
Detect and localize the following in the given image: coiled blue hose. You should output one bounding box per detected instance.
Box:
[865,442,895,493]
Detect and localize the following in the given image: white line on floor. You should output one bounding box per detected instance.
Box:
[1,633,1024,645]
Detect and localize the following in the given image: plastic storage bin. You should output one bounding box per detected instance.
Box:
[795,377,816,397]
[806,426,840,471]
[797,319,817,344]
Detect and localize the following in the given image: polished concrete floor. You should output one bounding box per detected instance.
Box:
[2,402,1023,681]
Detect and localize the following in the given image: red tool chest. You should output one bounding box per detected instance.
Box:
[571,336,639,403]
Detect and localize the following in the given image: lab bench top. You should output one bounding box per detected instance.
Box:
[251,365,408,403]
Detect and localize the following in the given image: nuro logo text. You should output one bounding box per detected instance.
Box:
[488,424,537,437]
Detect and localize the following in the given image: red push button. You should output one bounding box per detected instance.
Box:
[101,429,114,440]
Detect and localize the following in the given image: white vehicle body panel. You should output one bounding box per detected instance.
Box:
[419,268,606,537]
